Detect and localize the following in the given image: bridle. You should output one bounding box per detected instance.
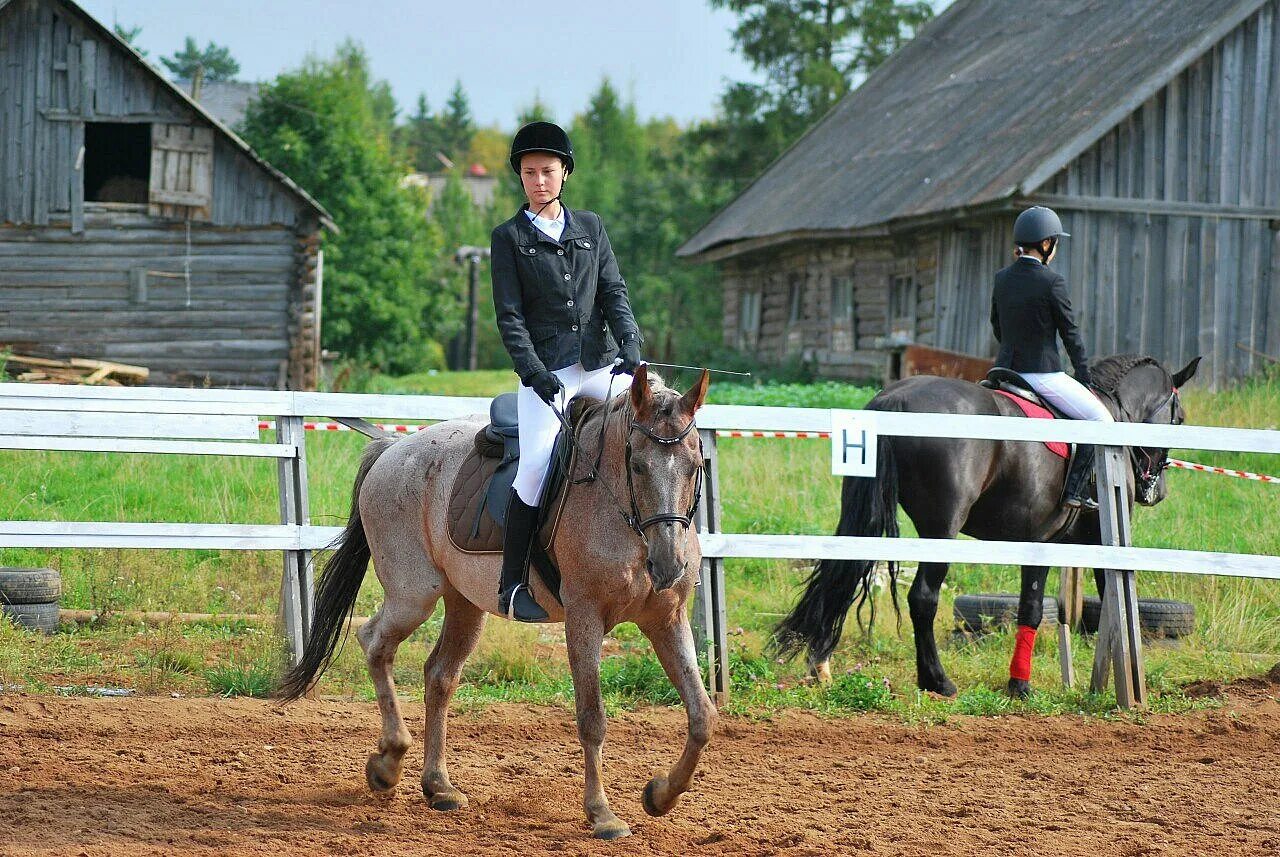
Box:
[1129,386,1181,495]
[551,373,704,548]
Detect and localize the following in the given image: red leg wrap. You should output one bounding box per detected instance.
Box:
[1009,625,1037,681]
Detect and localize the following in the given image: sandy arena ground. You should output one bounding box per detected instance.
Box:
[2,673,1279,856]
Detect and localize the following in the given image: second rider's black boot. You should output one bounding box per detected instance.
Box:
[1062,444,1099,511]
[497,491,549,622]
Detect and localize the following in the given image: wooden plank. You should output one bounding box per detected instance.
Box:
[0,436,294,457]
[1268,228,1280,357]
[0,410,259,439]
[0,521,316,551]
[277,415,308,665]
[32,2,51,226]
[1025,193,1280,221]
[696,534,1280,580]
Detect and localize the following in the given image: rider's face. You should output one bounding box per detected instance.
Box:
[520,153,566,208]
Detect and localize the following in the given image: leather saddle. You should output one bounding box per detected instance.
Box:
[446,392,576,557]
[979,368,1070,419]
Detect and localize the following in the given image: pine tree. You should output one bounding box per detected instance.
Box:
[161,36,241,82]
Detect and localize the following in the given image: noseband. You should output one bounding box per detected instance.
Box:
[1130,387,1180,492]
[624,414,704,536]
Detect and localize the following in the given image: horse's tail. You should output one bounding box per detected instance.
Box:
[276,437,396,702]
[770,435,900,666]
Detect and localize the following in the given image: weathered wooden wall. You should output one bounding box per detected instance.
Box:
[0,0,323,389]
[0,211,298,387]
[721,238,937,381]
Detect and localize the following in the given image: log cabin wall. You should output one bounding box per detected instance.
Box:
[0,0,325,388]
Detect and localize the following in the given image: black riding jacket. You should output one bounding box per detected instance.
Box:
[491,204,642,382]
[990,256,1091,385]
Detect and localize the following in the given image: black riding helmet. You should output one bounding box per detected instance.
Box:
[509,121,574,175]
[1013,205,1070,244]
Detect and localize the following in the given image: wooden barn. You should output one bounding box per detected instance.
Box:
[0,0,335,389]
[678,0,1280,389]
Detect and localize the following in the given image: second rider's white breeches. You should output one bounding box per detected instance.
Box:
[1020,371,1114,422]
[513,363,631,505]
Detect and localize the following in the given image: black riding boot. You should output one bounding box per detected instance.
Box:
[1063,444,1099,510]
[498,492,549,622]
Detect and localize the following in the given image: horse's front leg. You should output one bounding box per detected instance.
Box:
[908,562,956,696]
[565,609,630,840]
[1007,564,1051,698]
[638,610,716,817]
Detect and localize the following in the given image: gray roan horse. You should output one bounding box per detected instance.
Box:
[278,365,712,840]
[773,354,1202,698]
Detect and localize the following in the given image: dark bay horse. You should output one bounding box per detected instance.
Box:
[773,354,1202,697]
[278,366,713,840]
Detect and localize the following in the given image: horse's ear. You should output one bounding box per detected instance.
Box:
[679,369,710,415]
[1172,355,1203,388]
[629,363,652,418]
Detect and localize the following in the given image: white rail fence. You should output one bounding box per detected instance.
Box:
[1,383,1277,708]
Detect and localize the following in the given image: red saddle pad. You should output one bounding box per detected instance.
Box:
[993,390,1069,459]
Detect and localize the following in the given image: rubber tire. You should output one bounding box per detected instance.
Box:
[0,567,61,604]
[2,601,60,634]
[1080,596,1195,638]
[953,593,1059,633]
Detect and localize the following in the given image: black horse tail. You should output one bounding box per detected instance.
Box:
[277,437,396,702]
[771,435,900,666]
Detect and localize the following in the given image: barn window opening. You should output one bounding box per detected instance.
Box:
[737,289,762,349]
[84,122,151,203]
[889,274,918,342]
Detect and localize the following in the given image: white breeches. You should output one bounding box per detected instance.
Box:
[513,363,630,505]
[1021,372,1114,422]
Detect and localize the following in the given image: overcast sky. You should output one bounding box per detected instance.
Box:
[78,0,774,127]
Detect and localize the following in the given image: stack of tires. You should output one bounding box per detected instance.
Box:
[953,593,1059,640]
[0,567,61,634]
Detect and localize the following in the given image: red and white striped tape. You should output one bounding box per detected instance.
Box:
[257,422,1277,484]
[1167,458,1280,484]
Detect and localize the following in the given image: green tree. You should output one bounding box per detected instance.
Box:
[403,93,445,172]
[705,0,933,181]
[516,94,553,126]
[439,81,475,165]
[113,23,147,58]
[239,41,450,373]
[161,36,241,81]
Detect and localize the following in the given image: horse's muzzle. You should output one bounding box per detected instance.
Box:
[646,559,687,593]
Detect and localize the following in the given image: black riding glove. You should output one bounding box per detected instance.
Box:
[1074,366,1092,388]
[523,369,563,405]
[613,337,641,375]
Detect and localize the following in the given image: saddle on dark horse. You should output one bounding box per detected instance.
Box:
[979,368,1097,509]
[445,392,579,601]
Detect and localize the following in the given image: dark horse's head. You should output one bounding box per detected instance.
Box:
[1089,354,1202,506]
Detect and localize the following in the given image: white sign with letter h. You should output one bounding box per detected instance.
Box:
[831,410,878,477]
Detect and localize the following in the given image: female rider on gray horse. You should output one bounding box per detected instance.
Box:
[490,121,644,621]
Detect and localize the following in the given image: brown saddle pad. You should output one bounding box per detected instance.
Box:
[446,428,572,553]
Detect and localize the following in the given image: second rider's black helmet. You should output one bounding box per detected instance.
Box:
[1013,205,1070,244]
[509,121,574,176]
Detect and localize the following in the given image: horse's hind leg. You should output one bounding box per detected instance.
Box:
[421,587,485,811]
[1007,564,1051,699]
[357,586,439,795]
[908,561,956,697]
[638,610,716,818]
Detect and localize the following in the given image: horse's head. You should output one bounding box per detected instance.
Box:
[1092,355,1202,506]
[619,364,710,593]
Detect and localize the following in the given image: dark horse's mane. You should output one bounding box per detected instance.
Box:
[1089,354,1163,398]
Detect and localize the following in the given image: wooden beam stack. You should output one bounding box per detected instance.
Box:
[2,354,150,385]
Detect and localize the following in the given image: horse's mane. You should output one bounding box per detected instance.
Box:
[1089,354,1163,397]
[569,371,672,445]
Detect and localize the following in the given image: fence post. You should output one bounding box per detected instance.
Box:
[1057,566,1085,688]
[1088,445,1147,708]
[693,429,729,706]
[276,414,314,667]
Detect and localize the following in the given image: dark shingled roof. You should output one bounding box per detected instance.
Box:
[678,0,1268,259]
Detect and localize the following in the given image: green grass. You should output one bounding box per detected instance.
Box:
[0,370,1276,719]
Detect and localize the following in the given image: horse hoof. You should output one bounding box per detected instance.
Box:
[1007,678,1032,700]
[428,790,468,812]
[592,819,632,840]
[642,777,673,817]
[364,754,401,795]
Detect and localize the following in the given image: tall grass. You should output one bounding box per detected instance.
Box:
[0,370,1276,717]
